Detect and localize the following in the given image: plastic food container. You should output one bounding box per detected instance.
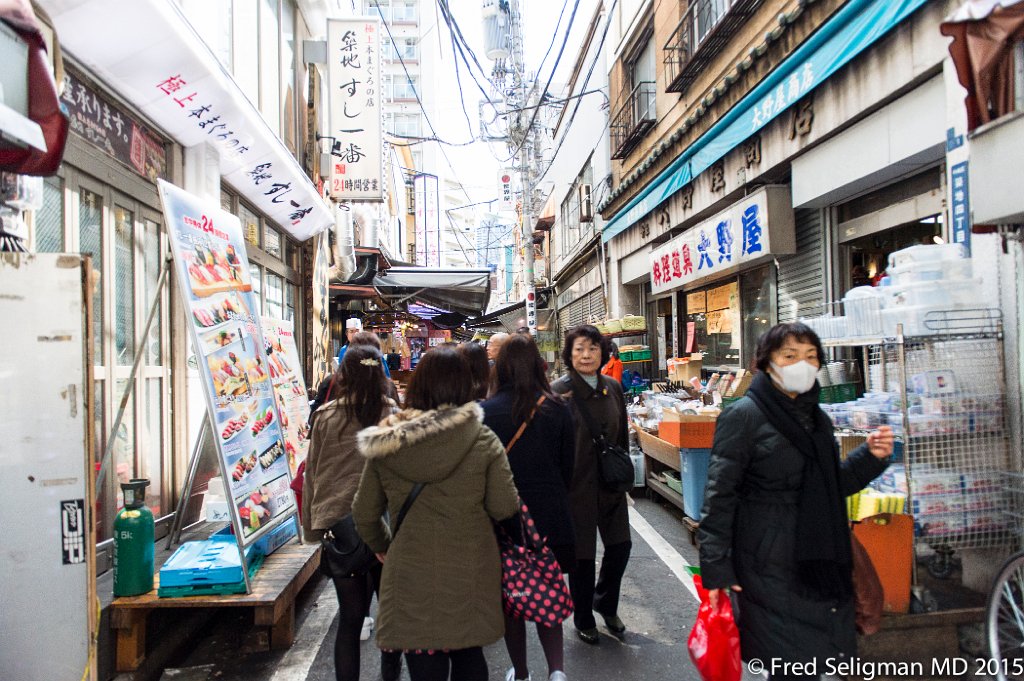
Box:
[887,259,973,285]
[888,279,982,308]
[887,243,967,270]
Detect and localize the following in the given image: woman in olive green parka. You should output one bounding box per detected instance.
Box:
[353,345,519,681]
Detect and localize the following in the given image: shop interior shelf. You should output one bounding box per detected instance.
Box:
[605,329,648,339]
[622,359,652,364]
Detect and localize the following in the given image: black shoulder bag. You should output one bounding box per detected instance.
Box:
[572,386,634,493]
[320,482,426,578]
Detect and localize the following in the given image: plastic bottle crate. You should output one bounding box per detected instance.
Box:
[680,448,712,521]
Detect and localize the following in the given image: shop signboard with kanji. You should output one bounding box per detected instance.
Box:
[414,173,440,267]
[158,180,295,547]
[261,317,312,478]
[328,18,384,202]
[649,186,794,295]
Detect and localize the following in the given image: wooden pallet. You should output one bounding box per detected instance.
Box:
[110,540,320,672]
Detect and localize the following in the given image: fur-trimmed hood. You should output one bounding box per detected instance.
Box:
[357,401,488,483]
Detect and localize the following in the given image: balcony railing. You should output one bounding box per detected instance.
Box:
[610,81,657,160]
[664,0,763,94]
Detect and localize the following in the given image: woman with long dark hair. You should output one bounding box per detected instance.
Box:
[698,323,893,674]
[353,345,520,681]
[458,341,491,400]
[551,324,631,645]
[482,334,575,681]
[302,345,399,681]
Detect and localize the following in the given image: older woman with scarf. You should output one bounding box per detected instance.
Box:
[697,323,894,677]
[551,324,631,646]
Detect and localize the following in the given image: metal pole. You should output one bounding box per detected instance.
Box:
[164,416,211,550]
[95,257,172,496]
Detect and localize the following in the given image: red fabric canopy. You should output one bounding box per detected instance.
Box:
[941,0,1024,131]
[0,0,68,176]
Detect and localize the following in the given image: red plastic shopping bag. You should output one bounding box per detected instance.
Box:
[688,575,742,681]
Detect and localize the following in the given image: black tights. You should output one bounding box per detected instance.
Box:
[569,540,632,630]
[404,647,488,681]
[331,566,402,681]
[504,613,564,679]
[332,571,374,681]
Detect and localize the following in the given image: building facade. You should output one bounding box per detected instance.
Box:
[598,0,967,375]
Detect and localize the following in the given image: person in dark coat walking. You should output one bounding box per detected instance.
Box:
[482,334,575,681]
[698,323,894,678]
[551,324,631,645]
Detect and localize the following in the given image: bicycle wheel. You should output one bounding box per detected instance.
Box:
[987,552,1024,681]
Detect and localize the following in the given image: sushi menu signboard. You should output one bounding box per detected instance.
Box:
[261,316,312,478]
[158,180,296,547]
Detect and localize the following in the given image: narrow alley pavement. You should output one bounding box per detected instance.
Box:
[158,497,705,681]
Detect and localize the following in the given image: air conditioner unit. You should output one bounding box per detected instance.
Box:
[579,183,593,222]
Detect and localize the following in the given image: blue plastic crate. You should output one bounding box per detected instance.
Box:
[159,538,258,588]
[679,448,712,521]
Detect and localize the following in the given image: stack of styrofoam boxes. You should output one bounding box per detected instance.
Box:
[881,244,980,336]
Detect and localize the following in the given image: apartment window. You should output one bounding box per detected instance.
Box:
[560,160,594,256]
[180,0,233,69]
[395,37,418,61]
[393,0,417,23]
[391,113,422,137]
[611,33,657,159]
[391,76,419,101]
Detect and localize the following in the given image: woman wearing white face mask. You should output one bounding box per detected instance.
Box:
[697,323,894,678]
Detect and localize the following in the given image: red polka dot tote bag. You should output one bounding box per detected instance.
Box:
[497,501,574,627]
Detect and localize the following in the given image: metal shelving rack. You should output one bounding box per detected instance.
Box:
[822,309,1018,584]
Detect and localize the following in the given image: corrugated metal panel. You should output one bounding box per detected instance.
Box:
[778,208,825,322]
[587,288,607,323]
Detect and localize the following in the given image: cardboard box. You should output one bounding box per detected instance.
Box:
[668,354,703,384]
[658,414,716,448]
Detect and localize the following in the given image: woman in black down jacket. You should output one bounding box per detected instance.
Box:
[551,325,631,646]
[482,334,575,681]
[698,323,894,678]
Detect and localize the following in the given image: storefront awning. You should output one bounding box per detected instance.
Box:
[373,267,491,319]
[941,0,1024,132]
[37,0,333,241]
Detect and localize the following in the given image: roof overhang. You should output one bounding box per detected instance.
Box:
[37,0,332,240]
[373,267,491,319]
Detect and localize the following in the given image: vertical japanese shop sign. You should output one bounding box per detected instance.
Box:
[328,18,384,201]
[158,181,295,547]
[312,231,332,388]
[260,317,312,477]
[424,174,440,267]
[498,169,516,212]
[949,162,971,254]
[414,174,427,265]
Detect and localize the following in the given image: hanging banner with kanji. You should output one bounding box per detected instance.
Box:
[649,186,795,295]
[158,180,296,547]
[328,17,384,201]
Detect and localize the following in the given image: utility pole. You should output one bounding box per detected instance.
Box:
[508,0,537,336]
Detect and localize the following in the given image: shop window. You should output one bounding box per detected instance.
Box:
[240,202,261,249]
[266,271,284,319]
[143,219,163,365]
[35,175,64,252]
[250,263,263,314]
[739,266,775,369]
[684,280,740,369]
[142,378,164,516]
[264,223,282,259]
[114,205,135,366]
[220,190,234,213]
[285,283,297,322]
[260,0,281,133]
[78,188,103,365]
[94,381,108,539]
[113,377,136,509]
